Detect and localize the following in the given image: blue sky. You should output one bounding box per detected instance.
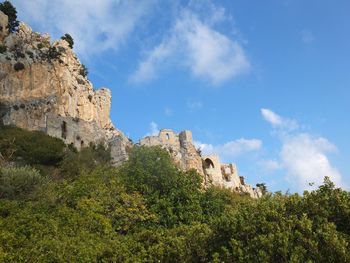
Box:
[13,0,350,193]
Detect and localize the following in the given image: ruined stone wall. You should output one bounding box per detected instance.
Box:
[0,17,130,165]
[140,129,204,175]
[140,129,262,198]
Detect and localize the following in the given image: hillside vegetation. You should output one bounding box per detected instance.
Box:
[0,126,349,262]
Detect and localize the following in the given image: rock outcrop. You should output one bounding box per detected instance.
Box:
[0,16,130,166]
[0,10,8,42]
[140,129,262,198]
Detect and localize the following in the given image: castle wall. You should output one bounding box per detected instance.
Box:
[140,129,204,175]
[202,155,222,184]
[140,129,263,198]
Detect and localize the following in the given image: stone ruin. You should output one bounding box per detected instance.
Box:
[140,129,262,198]
[0,12,263,197]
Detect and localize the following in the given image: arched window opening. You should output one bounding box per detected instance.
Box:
[166,133,170,140]
[204,158,215,169]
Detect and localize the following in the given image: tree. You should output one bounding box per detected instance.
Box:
[119,146,203,226]
[0,1,19,33]
[256,183,267,195]
[0,166,44,199]
[61,33,74,48]
[80,64,88,77]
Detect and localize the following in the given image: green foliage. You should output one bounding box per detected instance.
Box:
[80,64,88,77]
[0,1,19,33]
[0,44,6,53]
[61,33,74,48]
[119,146,203,226]
[13,61,24,71]
[0,128,349,262]
[302,177,350,236]
[209,193,350,262]
[37,42,44,49]
[0,126,66,166]
[59,143,112,178]
[256,182,268,195]
[47,46,61,60]
[0,166,44,199]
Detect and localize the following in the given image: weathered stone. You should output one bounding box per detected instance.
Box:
[140,129,262,198]
[0,11,8,42]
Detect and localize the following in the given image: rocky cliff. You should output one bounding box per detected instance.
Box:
[0,11,130,166]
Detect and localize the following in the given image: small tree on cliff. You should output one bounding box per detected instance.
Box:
[0,1,19,33]
[61,33,74,48]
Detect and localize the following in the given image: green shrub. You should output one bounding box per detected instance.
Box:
[13,61,25,71]
[0,126,66,166]
[80,64,88,77]
[61,33,74,48]
[0,166,44,199]
[47,46,61,60]
[0,44,7,53]
[59,143,111,178]
[119,146,203,226]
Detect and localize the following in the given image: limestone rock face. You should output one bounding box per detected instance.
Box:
[0,19,130,165]
[0,11,8,42]
[140,129,263,198]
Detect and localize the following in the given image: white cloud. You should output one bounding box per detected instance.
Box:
[261,108,298,130]
[187,99,203,111]
[129,40,174,83]
[13,0,155,56]
[281,134,342,190]
[146,121,160,136]
[130,7,250,85]
[259,159,282,172]
[195,138,262,162]
[261,108,283,126]
[261,108,344,190]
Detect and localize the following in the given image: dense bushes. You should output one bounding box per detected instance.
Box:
[0,126,66,166]
[0,166,44,199]
[119,146,203,227]
[59,143,111,178]
[0,127,349,262]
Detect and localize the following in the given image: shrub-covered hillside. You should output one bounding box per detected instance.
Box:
[0,126,350,262]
